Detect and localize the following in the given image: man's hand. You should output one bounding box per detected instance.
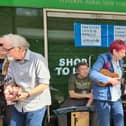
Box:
[4,84,22,104]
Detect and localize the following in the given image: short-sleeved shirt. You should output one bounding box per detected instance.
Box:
[69,74,92,94]
[61,74,92,106]
[6,49,51,112]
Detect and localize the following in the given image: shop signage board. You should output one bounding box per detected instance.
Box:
[0,0,126,12]
[74,23,126,47]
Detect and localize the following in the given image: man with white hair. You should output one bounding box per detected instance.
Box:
[2,34,51,126]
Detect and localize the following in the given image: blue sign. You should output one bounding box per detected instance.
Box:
[74,23,126,47]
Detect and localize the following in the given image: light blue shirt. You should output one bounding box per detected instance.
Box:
[6,49,51,112]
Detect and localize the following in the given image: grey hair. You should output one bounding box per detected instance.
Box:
[3,34,30,49]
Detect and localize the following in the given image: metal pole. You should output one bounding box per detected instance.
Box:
[43,8,48,62]
[88,55,93,68]
[43,8,50,124]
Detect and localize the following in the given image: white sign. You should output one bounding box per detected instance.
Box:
[114,25,126,41]
[81,24,101,46]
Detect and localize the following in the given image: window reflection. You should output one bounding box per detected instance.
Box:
[16,8,42,16]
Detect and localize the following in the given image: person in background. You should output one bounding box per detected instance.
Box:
[68,62,93,106]
[58,62,93,126]
[0,38,7,75]
[0,37,7,126]
[0,37,11,126]
[2,34,51,126]
[89,39,126,126]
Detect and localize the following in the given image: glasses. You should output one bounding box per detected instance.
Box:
[0,44,3,47]
[3,47,15,52]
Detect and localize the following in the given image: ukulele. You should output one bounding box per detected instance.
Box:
[98,69,119,86]
[4,83,22,105]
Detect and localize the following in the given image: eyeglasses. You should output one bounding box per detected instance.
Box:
[3,47,15,52]
[0,44,3,47]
